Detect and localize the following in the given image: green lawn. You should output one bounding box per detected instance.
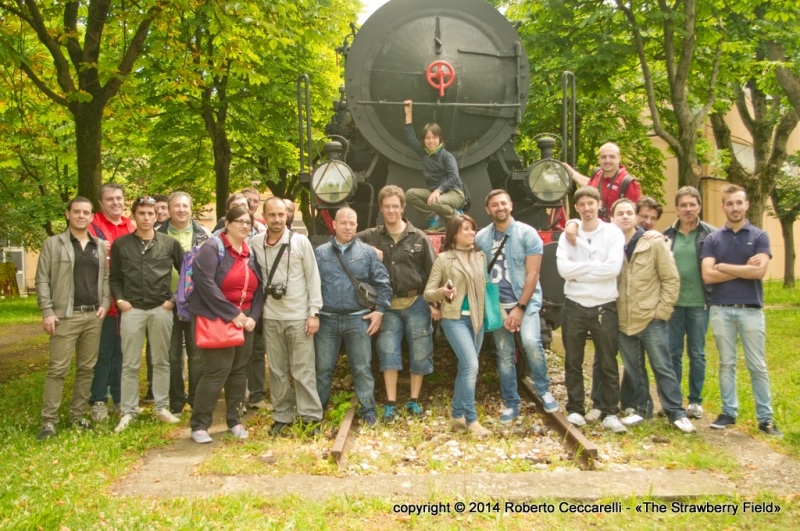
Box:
[0,296,41,325]
[0,285,798,528]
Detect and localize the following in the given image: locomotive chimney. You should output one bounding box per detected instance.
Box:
[537,137,556,160]
[323,141,344,161]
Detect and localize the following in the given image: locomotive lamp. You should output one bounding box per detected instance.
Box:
[311,141,357,207]
[524,137,570,205]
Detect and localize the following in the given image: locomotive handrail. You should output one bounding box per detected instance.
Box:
[355,100,519,108]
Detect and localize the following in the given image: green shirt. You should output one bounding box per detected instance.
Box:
[673,230,705,307]
[167,223,194,292]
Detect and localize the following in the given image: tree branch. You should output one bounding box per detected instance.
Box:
[693,36,723,129]
[22,0,76,94]
[709,112,747,179]
[767,42,800,116]
[767,109,800,170]
[63,1,84,74]
[18,62,69,106]
[735,84,755,137]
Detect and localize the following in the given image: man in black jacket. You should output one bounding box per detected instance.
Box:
[110,196,185,432]
[663,186,716,419]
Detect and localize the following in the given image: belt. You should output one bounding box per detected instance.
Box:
[717,304,761,309]
[396,288,421,298]
[319,309,370,317]
[74,305,98,312]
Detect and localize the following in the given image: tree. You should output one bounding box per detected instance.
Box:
[769,161,800,287]
[0,0,164,208]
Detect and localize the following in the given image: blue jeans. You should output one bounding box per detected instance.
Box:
[315,314,376,417]
[377,296,434,375]
[668,305,709,405]
[441,315,484,424]
[89,313,122,405]
[492,310,550,412]
[710,306,773,422]
[618,319,686,422]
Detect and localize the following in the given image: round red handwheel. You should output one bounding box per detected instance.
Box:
[426,60,456,97]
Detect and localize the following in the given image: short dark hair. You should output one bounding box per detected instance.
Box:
[378,185,406,208]
[484,189,511,207]
[226,192,246,210]
[420,123,444,144]
[224,205,253,227]
[674,186,702,206]
[611,198,636,216]
[635,196,663,219]
[721,183,746,199]
[66,196,93,212]
[574,186,601,203]
[153,194,169,204]
[98,182,124,202]
[131,195,156,216]
[442,214,478,252]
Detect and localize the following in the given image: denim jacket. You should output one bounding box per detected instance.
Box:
[314,238,393,314]
[475,218,544,314]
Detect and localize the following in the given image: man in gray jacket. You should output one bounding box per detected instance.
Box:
[36,196,110,440]
[252,197,324,436]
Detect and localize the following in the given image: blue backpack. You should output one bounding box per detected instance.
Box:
[176,236,225,321]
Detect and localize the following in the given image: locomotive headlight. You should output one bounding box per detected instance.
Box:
[526,159,570,204]
[312,159,357,205]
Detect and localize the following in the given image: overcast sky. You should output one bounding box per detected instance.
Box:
[358,0,391,23]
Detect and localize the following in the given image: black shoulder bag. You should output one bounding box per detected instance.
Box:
[333,246,378,310]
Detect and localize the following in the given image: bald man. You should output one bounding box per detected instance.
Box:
[313,208,393,427]
[568,142,642,222]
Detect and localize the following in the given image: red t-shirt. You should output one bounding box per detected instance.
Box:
[89,212,135,316]
[218,233,258,310]
[587,165,642,220]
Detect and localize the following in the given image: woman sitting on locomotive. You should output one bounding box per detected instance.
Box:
[403,100,466,233]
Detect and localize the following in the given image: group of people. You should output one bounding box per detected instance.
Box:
[35,123,780,443]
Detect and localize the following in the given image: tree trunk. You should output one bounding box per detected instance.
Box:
[677,136,699,189]
[73,102,105,210]
[211,134,232,220]
[771,190,796,287]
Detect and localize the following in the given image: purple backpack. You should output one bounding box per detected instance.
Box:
[176,236,225,321]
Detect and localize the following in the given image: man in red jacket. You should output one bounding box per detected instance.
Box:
[567,143,642,222]
[87,182,135,422]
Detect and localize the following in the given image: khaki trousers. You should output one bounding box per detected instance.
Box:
[41,311,103,425]
[406,188,465,221]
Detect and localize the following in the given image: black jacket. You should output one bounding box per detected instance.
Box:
[357,220,436,299]
[110,232,185,310]
[663,219,717,304]
[404,124,463,194]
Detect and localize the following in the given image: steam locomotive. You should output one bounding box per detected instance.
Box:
[298,0,573,344]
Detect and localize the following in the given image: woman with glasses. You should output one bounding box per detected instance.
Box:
[185,206,264,443]
[424,214,489,436]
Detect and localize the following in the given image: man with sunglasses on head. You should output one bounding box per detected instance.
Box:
[87,182,135,422]
[110,196,185,433]
[252,197,324,435]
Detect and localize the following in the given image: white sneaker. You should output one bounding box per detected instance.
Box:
[248,400,273,411]
[115,414,133,433]
[621,413,644,426]
[91,402,108,423]
[686,404,703,419]
[229,424,249,439]
[674,417,697,433]
[155,408,181,424]
[584,408,602,423]
[566,413,586,427]
[602,415,627,433]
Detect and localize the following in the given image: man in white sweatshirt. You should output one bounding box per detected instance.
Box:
[556,186,626,432]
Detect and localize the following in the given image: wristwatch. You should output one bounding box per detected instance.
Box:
[116,299,126,306]
[311,313,320,318]
[516,302,527,311]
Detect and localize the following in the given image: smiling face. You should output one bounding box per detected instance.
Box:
[575,195,599,222]
[65,200,93,232]
[454,219,476,247]
[100,188,124,219]
[333,208,358,244]
[598,144,621,175]
[485,192,512,224]
[264,198,287,235]
[155,201,169,223]
[721,190,749,224]
[423,130,441,152]
[636,207,659,230]
[380,193,404,225]
[244,191,261,215]
[168,195,191,226]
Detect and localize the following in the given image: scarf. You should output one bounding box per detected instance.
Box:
[454,245,485,343]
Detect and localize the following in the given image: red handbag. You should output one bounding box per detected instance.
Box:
[195,259,249,349]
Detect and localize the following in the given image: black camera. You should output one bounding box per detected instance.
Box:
[598,206,608,221]
[267,283,287,300]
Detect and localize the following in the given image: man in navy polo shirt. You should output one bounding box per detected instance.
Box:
[701,184,780,436]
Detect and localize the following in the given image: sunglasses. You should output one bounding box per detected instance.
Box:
[134,196,156,205]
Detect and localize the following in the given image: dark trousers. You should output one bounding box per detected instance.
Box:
[562,298,620,416]
[169,314,203,413]
[247,326,267,403]
[189,321,253,431]
[145,336,153,396]
[89,313,122,405]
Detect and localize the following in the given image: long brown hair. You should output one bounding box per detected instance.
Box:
[442,214,478,252]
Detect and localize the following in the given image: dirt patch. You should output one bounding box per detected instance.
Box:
[0,324,49,383]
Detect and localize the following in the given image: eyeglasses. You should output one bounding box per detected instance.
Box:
[134,196,156,205]
[231,219,253,227]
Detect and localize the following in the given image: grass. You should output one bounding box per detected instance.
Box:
[0,295,41,325]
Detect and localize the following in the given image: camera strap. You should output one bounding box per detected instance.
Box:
[333,244,368,293]
[264,230,293,289]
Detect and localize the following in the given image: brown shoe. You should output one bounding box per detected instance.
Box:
[451,417,467,431]
[467,421,490,437]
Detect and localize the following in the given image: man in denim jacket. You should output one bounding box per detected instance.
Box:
[476,190,558,422]
[314,207,393,427]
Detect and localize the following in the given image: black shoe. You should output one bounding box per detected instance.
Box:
[758,420,783,437]
[710,413,736,429]
[73,418,93,431]
[143,389,155,404]
[37,423,56,441]
[269,421,290,436]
